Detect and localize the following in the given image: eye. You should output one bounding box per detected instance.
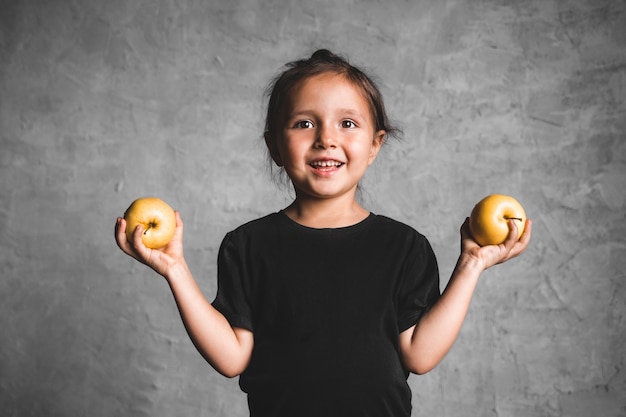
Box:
[293,120,314,129]
[341,119,358,129]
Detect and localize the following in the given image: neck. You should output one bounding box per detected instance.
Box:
[283,193,370,229]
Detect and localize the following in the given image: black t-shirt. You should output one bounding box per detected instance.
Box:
[213,212,440,417]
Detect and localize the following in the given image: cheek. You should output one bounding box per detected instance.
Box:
[277,140,306,168]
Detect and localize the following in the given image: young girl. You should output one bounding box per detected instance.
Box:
[115,49,531,416]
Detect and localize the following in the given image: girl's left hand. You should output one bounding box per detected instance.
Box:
[459,217,532,271]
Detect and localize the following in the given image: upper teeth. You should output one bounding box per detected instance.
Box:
[311,160,342,167]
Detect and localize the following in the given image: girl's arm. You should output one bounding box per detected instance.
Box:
[399,218,532,375]
[115,212,254,378]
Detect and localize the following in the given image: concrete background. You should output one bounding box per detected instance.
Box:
[1,0,625,416]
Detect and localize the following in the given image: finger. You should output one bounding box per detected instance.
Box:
[502,219,519,248]
[131,223,146,249]
[116,217,137,251]
[511,219,532,256]
[175,210,183,226]
[502,219,532,261]
[459,217,476,250]
[519,219,532,245]
[115,218,145,260]
[115,217,130,251]
[115,217,123,242]
[173,210,184,238]
[509,219,532,249]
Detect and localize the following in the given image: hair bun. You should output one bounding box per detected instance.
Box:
[310,49,338,62]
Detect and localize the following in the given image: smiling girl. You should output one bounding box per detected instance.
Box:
[115,49,531,416]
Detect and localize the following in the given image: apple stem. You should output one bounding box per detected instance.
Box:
[504,216,523,221]
[144,222,156,235]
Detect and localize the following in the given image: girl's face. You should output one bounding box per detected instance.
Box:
[266,73,385,203]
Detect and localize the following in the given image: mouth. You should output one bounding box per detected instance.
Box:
[309,160,344,169]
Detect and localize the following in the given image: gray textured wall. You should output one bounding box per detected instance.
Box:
[1,0,625,416]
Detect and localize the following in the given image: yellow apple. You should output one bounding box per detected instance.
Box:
[124,197,176,249]
[469,194,526,246]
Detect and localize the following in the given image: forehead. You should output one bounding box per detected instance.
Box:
[286,73,371,111]
[287,73,369,105]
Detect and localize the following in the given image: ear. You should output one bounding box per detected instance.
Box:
[368,130,385,165]
[264,131,284,166]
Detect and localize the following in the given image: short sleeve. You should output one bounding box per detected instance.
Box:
[396,234,440,332]
[212,232,254,331]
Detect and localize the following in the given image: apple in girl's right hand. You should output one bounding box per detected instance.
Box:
[469,194,526,246]
[124,197,176,249]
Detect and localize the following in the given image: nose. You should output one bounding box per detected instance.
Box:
[315,124,336,149]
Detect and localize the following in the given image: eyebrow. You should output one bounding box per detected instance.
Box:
[287,108,366,119]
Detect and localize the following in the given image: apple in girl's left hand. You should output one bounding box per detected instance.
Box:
[469,194,526,246]
[124,197,176,249]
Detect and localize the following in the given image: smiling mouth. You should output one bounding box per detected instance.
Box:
[310,160,344,168]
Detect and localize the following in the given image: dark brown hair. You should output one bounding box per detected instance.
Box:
[264,49,401,143]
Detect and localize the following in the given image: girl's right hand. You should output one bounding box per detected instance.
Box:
[115,211,187,278]
[459,216,532,272]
